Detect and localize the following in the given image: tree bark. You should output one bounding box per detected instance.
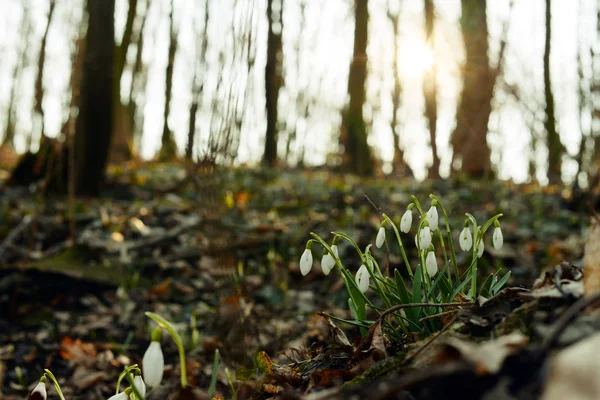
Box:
[451,0,493,178]
[341,0,373,176]
[544,0,563,184]
[74,0,114,196]
[262,0,284,167]
[159,0,178,160]
[30,0,56,150]
[387,6,412,177]
[424,0,440,178]
[3,6,31,149]
[110,0,138,162]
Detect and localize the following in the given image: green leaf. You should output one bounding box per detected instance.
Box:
[394,269,419,327]
[491,271,511,294]
[412,265,423,318]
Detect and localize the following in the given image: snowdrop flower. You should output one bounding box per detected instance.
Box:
[493,227,503,250]
[29,381,46,400]
[355,264,370,293]
[321,245,338,275]
[133,375,146,399]
[400,209,413,233]
[376,227,386,248]
[108,392,129,400]
[425,251,438,277]
[459,227,473,251]
[143,338,164,388]
[477,240,485,258]
[299,248,313,276]
[426,206,439,231]
[418,226,432,249]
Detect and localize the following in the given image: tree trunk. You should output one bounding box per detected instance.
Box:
[451,0,493,178]
[262,0,284,167]
[424,0,440,178]
[74,0,114,196]
[387,7,412,177]
[110,0,138,163]
[3,6,31,149]
[544,0,562,184]
[30,0,56,150]
[341,0,373,176]
[159,0,178,160]
[187,0,210,160]
[128,0,149,154]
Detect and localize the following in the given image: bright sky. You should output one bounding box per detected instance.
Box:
[0,0,594,183]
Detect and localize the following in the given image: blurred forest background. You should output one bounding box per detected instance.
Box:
[0,0,599,193]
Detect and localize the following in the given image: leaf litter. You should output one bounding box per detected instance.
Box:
[0,164,599,398]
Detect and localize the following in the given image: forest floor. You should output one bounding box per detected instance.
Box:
[0,162,597,400]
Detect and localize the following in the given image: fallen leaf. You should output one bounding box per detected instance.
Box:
[583,218,600,296]
[542,332,600,400]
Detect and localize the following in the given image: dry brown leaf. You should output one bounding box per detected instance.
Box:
[439,331,527,375]
[542,332,600,400]
[583,218,600,296]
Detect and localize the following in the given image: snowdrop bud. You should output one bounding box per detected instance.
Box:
[108,392,129,400]
[29,381,46,400]
[376,227,386,248]
[321,245,338,275]
[133,375,146,399]
[355,264,370,293]
[477,240,485,258]
[400,209,413,233]
[493,227,503,250]
[427,206,439,231]
[459,227,473,251]
[418,227,432,249]
[425,251,438,277]
[299,248,313,276]
[142,341,164,388]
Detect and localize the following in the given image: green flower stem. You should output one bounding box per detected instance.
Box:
[43,369,66,400]
[411,195,425,217]
[465,214,479,299]
[116,364,141,394]
[436,229,450,282]
[208,349,220,397]
[124,369,145,400]
[329,231,366,263]
[430,195,458,283]
[381,213,412,278]
[145,312,188,388]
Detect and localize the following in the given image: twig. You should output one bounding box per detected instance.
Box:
[0,215,32,260]
[540,290,600,353]
[418,309,459,323]
[376,301,470,324]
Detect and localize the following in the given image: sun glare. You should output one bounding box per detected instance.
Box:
[400,38,434,78]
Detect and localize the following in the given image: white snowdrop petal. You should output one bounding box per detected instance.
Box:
[376,227,386,248]
[400,210,413,233]
[299,249,313,276]
[419,227,432,249]
[30,382,47,400]
[321,254,334,275]
[477,240,485,258]
[107,392,129,400]
[133,375,146,398]
[355,265,370,293]
[425,251,438,277]
[427,207,439,231]
[142,341,164,388]
[459,227,473,251]
[493,227,503,250]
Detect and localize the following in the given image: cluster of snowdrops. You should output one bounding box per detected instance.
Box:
[28,313,221,400]
[299,194,508,336]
